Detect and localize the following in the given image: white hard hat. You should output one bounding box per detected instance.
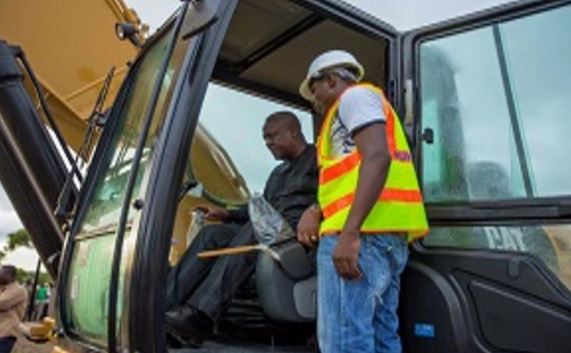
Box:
[299,50,365,101]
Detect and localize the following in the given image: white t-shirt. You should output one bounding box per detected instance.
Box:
[329,86,386,158]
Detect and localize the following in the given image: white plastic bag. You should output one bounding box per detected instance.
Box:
[248,193,295,246]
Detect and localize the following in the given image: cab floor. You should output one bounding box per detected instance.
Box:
[169,340,315,353]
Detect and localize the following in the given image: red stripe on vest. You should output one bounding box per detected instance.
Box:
[321,188,423,219]
[385,105,396,157]
[319,152,360,184]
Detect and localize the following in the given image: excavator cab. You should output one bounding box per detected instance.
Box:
[1,0,571,352]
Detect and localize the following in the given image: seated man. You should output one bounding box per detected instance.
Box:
[166,111,317,348]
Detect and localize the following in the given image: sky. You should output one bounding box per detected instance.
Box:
[0,0,527,269]
[125,0,515,32]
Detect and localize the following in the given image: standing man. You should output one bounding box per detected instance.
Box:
[0,265,28,353]
[166,111,318,348]
[297,50,428,353]
[34,283,49,320]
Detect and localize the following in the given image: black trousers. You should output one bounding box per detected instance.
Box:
[166,222,258,321]
[0,337,16,353]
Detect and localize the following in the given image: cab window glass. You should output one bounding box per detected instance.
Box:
[420,5,571,202]
[200,84,312,193]
[65,19,188,342]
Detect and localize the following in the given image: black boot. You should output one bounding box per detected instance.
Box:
[165,304,213,348]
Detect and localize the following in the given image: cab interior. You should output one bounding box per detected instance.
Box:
[213,0,389,107]
[168,0,392,346]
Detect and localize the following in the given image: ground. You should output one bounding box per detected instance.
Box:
[12,331,54,353]
[10,333,314,353]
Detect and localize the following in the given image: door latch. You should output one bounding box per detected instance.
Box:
[421,128,434,144]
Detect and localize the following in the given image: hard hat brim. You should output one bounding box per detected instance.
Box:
[299,77,314,101]
[298,64,365,102]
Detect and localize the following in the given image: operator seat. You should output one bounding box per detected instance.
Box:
[255,239,316,322]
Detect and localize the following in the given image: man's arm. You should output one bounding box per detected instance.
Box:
[296,146,320,247]
[226,206,249,224]
[0,285,27,312]
[333,123,391,280]
[297,203,321,247]
[194,204,247,224]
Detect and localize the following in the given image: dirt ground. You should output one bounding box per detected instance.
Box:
[12,332,54,353]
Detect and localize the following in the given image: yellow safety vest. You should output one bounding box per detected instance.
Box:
[317,83,428,242]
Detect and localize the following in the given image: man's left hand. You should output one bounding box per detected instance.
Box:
[332,230,362,280]
[297,205,321,248]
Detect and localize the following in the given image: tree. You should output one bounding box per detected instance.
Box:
[5,228,33,251]
[1,228,32,259]
[1,229,50,284]
[0,228,33,261]
[16,267,29,283]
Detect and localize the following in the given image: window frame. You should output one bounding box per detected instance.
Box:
[55,6,201,351]
[56,25,176,350]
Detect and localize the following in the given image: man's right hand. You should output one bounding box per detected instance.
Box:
[297,205,321,248]
[194,204,230,222]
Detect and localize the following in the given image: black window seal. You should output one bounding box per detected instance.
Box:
[426,196,571,224]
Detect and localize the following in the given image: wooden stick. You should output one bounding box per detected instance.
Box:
[197,244,264,258]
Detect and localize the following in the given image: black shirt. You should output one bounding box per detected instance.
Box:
[228,145,318,230]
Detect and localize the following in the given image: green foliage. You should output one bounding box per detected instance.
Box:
[5,228,33,251]
[15,267,29,283]
[0,228,32,262]
[1,229,49,283]
[15,269,50,284]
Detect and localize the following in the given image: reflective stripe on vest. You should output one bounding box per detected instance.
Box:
[317,83,429,241]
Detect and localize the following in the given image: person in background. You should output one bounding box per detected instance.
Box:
[0,265,28,353]
[34,283,49,320]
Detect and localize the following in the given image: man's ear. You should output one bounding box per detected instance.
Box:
[326,74,337,89]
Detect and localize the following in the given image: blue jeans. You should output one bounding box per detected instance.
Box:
[317,234,408,353]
